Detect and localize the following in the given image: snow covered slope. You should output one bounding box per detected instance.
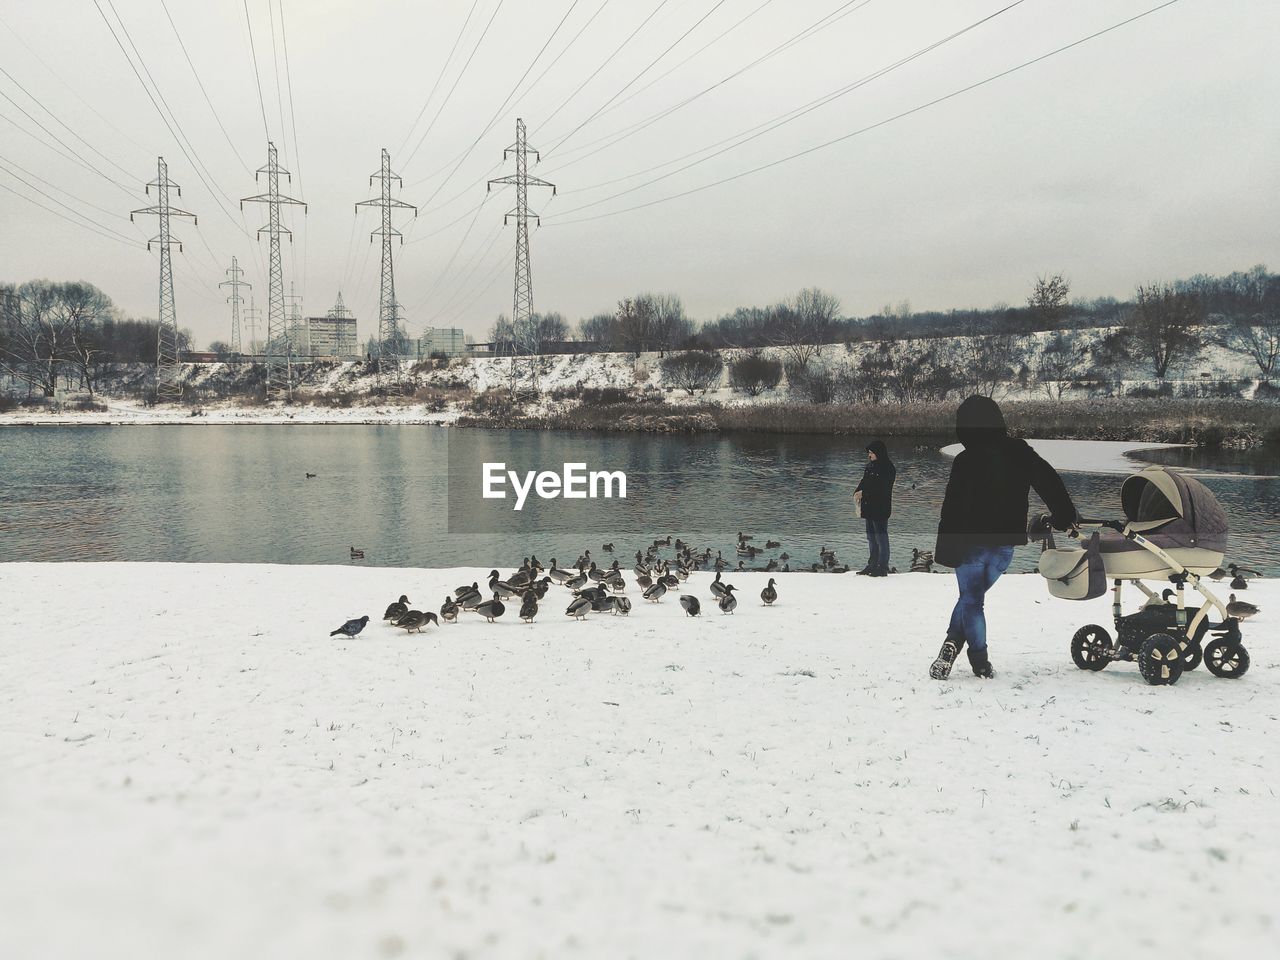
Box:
[1,562,1274,959]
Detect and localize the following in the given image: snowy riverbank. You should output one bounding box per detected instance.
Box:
[1,562,1275,959]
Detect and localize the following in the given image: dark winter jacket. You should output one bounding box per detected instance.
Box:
[855,440,896,520]
[934,397,1077,567]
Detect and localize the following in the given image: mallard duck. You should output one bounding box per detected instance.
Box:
[565,568,589,590]
[718,585,738,614]
[547,560,572,584]
[737,531,753,543]
[383,595,410,621]
[680,595,700,617]
[519,591,538,623]
[761,578,777,605]
[1226,594,1258,620]
[636,571,653,590]
[566,595,591,619]
[475,592,505,622]
[587,561,604,582]
[710,571,727,599]
[329,615,369,638]
[643,580,667,602]
[397,610,438,633]
[349,546,365,560]
[602,542,614,552]
[614,596,632,616]
[456,583,482,609]
[660,563,680,590]
[488,570,521,599]
[440,596,459,623]
[765,539,781,549]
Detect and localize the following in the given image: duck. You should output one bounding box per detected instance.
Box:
[397,610,438,634]
[454,580,479,599]
[765,558,779,572]
[614,596,632,616]
[765,539,781,549]
[565,568,589,590]
[329,615,369,638]
[680,595,701,617]
[1226,594,1258,620]
[566,595,592,619]
[533,576,553,599]
[635,571,653,590]
[737,531,753,543]
[779,552,790,562]
[660,563,680,590]
[605,570,626,592]
[474,592,506,622]
[457,584,483,610]
[519,591,538,623]
[643,580,667,602]
[593,594,619,614]
[718,584,738,614]
[440,596,459,623]
[653,536,672,548]
[587,561,604,582]
[488,570,522,599]
[602,542,614,552]
[710,571,728,599]
[713,551,728,571]
[575,584,610,604]
[547,559,572,584]
[349,546,365,560]
[383,595,410,621]
[633,559,651,579]
[529,556,545,573]
[761,578,778,605]
[910,549,935,574]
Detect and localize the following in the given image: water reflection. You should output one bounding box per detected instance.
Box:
[1,425,1275,574]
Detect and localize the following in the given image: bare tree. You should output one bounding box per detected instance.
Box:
[954,316,1023,398]
[488,314,516,355]
[614,296,656,356]
[1036,332,1084,399]
[0,280,105,397]
[1220,268,1280,376]
[727,350,782,396]
[1028,273,1071,329]
[773,287,840,370]
[1127,283,1204,378]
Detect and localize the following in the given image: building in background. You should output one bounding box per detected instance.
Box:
[418,326,467,358]
[306,292,359,358]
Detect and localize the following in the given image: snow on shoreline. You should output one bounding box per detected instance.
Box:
[1,561,1274,959]
[941,438,1190,473]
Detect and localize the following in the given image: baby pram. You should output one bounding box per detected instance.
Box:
[1033,466,1249,686]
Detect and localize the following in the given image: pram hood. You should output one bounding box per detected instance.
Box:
[1119,466,1228,552]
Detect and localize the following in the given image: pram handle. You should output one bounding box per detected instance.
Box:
[1072,517,1127,535]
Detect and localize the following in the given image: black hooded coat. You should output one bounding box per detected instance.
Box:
[855,440,895,521]
[934,397,1077,567]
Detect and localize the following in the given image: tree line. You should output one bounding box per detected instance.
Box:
[0,280,189,397]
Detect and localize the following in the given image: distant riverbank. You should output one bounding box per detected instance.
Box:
[5,396,1279,448]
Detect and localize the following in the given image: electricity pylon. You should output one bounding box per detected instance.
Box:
[244,297,261,355]
[218,257,250,356]
[488,119,555,366]
[241,142,306,399]
[131,156,197,401]
[356,148,416,371]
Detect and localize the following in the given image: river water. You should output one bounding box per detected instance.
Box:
[1,425,1276,574]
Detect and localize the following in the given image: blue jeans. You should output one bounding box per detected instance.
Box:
[946,545,1014,653]
[865,517,889,572]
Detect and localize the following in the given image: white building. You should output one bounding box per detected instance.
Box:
[418,327,467,358]
[307,316,359,358]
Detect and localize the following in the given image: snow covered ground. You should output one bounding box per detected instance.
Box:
[1,562,1275,959]
[941,439,1190,474]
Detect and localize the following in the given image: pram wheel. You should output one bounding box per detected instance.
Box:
[1137,634,1183,686]
[1070,624,1113,671]
[1177,638,1203,672]
[1204,639,1250,679]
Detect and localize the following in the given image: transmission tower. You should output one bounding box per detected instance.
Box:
[244,297,261,355]
[488,119,555,364]
[131,157,197,401]
[241,142,306,399]
[286,282,307,359]
[218,257,250,356]
[356,148,416,371]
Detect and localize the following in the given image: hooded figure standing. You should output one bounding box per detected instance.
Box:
[854,440,895,577]
[930,397,1077,680]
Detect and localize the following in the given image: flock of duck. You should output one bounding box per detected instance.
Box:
[327,536,786,638]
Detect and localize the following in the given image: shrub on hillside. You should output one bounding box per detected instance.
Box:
[789,366,836,404]
[660,350,724,395]
[1254,380,1280,401]
[1126,382,1173,399]
[0,393,18,413]
[728,352,783,396]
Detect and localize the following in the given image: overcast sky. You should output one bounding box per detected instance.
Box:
[1,0,1277,347]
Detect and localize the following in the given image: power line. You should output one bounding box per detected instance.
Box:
[158,0,252,174]
[542,0,872,173]
[0,151,130,221]
[546,0,1186,227]
[403,0,509,176]
[543,0,733,158]
[276,1,307,301]
[0,87,136,196]
[241,0,272,139]
[509,0,615,115]
[397,0,483,160]
[0,161,138,246]
[556,0,1022,203]
[0,179,137,249]
[415,0,580,213]
[537,0,673,133]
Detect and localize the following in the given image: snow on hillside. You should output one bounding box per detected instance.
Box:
[1,561,1275,959]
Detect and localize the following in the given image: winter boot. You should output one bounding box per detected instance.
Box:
[856,566,873,576]
[967,646,995,679]
[929,638,963,680]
